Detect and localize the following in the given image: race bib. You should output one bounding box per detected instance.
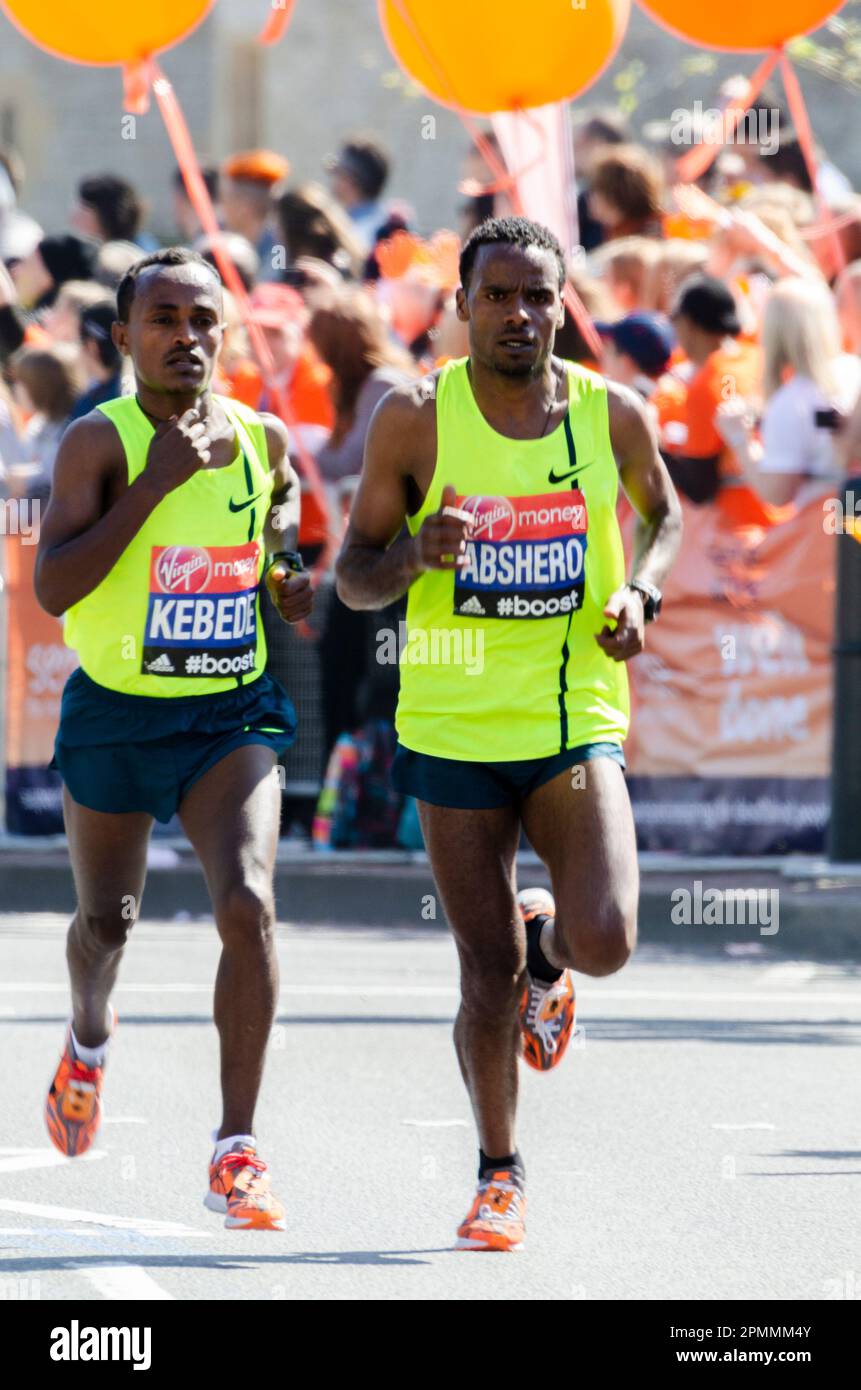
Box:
[142,543,261,678]
[453,491,588,620]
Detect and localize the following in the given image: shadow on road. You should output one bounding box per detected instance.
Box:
[0,1249,450,1274]
[4,1015,861,1045]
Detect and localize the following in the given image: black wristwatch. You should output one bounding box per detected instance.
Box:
[627,579,662,623]
[267,549,304,575]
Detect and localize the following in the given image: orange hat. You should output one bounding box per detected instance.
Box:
[222,150,290,186]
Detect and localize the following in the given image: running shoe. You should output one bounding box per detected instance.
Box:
[44,1023,112,1157]
[517,887,577,1072]
[456,1168,526,1251]
[204,1144,286,1231]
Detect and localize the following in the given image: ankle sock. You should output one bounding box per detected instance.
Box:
[525,914,563,984]
[212,1132,256,1163]
[70,1005,115,1068]
[479,1148,525,1182]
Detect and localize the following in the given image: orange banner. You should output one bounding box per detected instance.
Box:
[623,494,833,852]
[4,533,76,832]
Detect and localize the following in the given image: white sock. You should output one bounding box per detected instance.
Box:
[211,1131,256,1163]
[70,1006,115,1068]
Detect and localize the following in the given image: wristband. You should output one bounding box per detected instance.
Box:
[268,549,304,575]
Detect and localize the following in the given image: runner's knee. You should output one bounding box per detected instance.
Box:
[458,940,524,1018]
[215,882,275,941]
[562,900,636,976]
[75,907,132,954]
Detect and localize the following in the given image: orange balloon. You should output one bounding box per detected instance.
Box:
[1,0,214,65]
[637,0,846,52]
[378,0,630,113]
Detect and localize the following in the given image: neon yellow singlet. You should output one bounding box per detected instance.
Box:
[63,394,273,697]
[395,357,629,761]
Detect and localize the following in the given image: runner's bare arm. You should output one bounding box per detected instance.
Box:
[35,414,159,617]
[260,414,312,622]
[35,408,214,617]
[597,383,683,661]
[336,385,425,611]
[609,381,683,591]
[261,414,300,554]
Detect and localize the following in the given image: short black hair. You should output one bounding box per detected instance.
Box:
[340,138,389,200]
[80,301,122,370]
[78,174,143,242]
[116,247,222,323]
[674,273,741,336]
[172,164,219,202]
[459,216,566,292]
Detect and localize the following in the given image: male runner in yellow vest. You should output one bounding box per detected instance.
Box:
[34,248,312,1231]
[337,217,682,1250]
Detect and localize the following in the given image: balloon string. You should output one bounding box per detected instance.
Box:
[675,48,781,184]
[257,0,296,46]
[387,0,602,358]
[460,106,550,198]
[778,51,846,274]
[798,205,861,238]
[150,63,336,608]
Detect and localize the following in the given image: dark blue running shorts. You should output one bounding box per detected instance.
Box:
[51,668,297,823]
[390,739,625,810]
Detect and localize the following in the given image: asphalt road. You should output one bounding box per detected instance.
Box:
[1,912,859,1302]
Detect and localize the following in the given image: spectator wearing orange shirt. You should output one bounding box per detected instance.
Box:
[233,282,334,554]
[664,274,768,525]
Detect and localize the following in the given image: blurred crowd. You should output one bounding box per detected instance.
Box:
[3,86,861,822]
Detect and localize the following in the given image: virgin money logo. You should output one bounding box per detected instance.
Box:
[156,546,212,594]
[461,494,515,541]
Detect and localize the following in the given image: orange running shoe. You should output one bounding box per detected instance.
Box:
[456,1168,526,1251]
[45,1025,111,1157]
[204,1144,286,1231]
[517,887,577,1072]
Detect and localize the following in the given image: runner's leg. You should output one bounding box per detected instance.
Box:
[63,789,153,1047]
[520,757,638,975]
[178,744,281,1140]
[417,800,523,1157]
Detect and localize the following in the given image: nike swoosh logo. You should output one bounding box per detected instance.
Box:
[548,459,595,484]
[228,492,265,513]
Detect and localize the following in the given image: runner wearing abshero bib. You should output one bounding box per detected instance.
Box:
[336,217,682,1251]
[34,248,312,1231]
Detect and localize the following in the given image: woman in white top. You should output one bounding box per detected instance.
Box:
[717,276,861,507]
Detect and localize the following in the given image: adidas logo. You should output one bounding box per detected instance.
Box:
[458,595,486,616]
[145,654,175,673]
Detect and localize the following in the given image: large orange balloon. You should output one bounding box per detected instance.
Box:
[378,0,630,114]
[0,0,214,65]
[637,0,845,52]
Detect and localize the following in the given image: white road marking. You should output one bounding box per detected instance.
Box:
[712,1123,777,1131]
[102,1117,147,1125]
[759,962,817,986]
[0,1199,208,1238]
[0,1227,118,1236]
[74,1263,175,1300]
[0,1148,107,1175]
[402,1119,469,1128]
